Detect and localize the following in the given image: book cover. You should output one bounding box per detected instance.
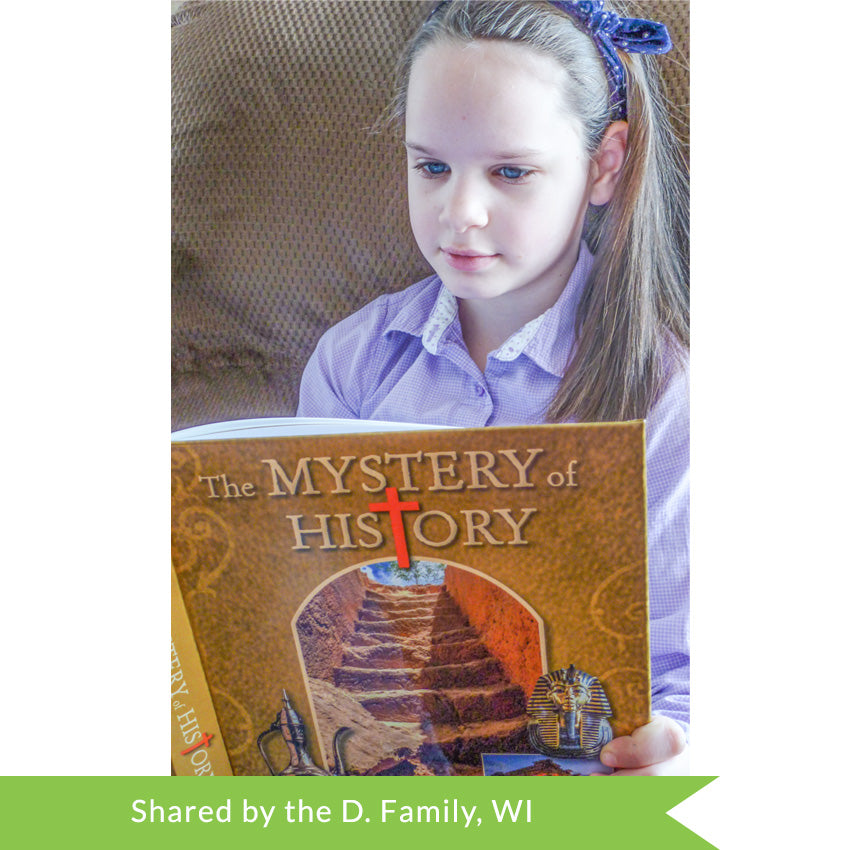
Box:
[171,422,649,776]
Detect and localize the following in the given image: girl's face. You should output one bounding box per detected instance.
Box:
[405,39,596,313]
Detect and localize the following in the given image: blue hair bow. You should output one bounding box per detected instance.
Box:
[550,1,672,119]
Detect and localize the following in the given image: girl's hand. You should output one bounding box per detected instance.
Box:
[598,716,688,776]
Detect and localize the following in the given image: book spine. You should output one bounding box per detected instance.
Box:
[170,565,233,776]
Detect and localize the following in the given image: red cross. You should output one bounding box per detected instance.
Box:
[181,731,215,755]
[369,487,420,569]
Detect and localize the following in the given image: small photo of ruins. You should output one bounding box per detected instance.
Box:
[294,559,545,775]
[481,752,610,776]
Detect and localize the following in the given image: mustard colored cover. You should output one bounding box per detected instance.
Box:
[171,423,649,776]
[170,565,232,776]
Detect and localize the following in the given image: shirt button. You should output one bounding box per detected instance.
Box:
[475,384,486,396]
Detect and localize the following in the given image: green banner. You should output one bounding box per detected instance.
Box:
[2,776,715,848]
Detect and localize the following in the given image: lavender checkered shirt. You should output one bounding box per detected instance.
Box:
[298,243,690,732]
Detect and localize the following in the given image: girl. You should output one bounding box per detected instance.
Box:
[298,0,689,775]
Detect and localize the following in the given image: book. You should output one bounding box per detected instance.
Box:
[171,418,649,776]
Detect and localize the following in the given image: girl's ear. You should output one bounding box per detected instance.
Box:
[588,120,628,206]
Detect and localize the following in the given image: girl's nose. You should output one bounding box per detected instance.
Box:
[440,177,489,232]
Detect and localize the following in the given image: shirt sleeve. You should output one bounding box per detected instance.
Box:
[297,332,360,419]
[296,296,390,419]
[645,362,690,735]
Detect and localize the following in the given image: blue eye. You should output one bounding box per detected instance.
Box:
[416,161,449,177]
[496,166,529,180]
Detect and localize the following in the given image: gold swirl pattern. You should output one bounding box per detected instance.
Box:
[209,686,255,756]
[589,565,645,652]
[172,505,235,600]
[598,666,646,699]
[171,445,203,504]
[596,666,648,728]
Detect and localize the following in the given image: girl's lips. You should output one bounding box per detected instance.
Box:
[441,248,499,272]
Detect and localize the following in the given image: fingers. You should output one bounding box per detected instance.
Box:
[600,716,687,772]
[606,747,689,776]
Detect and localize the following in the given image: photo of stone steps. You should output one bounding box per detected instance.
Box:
[296,562,543,775]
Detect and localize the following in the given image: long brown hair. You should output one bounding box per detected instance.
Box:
[387,0,689,422]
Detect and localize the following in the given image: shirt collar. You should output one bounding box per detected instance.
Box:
[421,284,458,355]
[386,242,594,376]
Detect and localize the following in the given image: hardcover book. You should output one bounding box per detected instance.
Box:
[171,420,649,776]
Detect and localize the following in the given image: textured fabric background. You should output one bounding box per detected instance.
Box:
[172,0,689,430]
